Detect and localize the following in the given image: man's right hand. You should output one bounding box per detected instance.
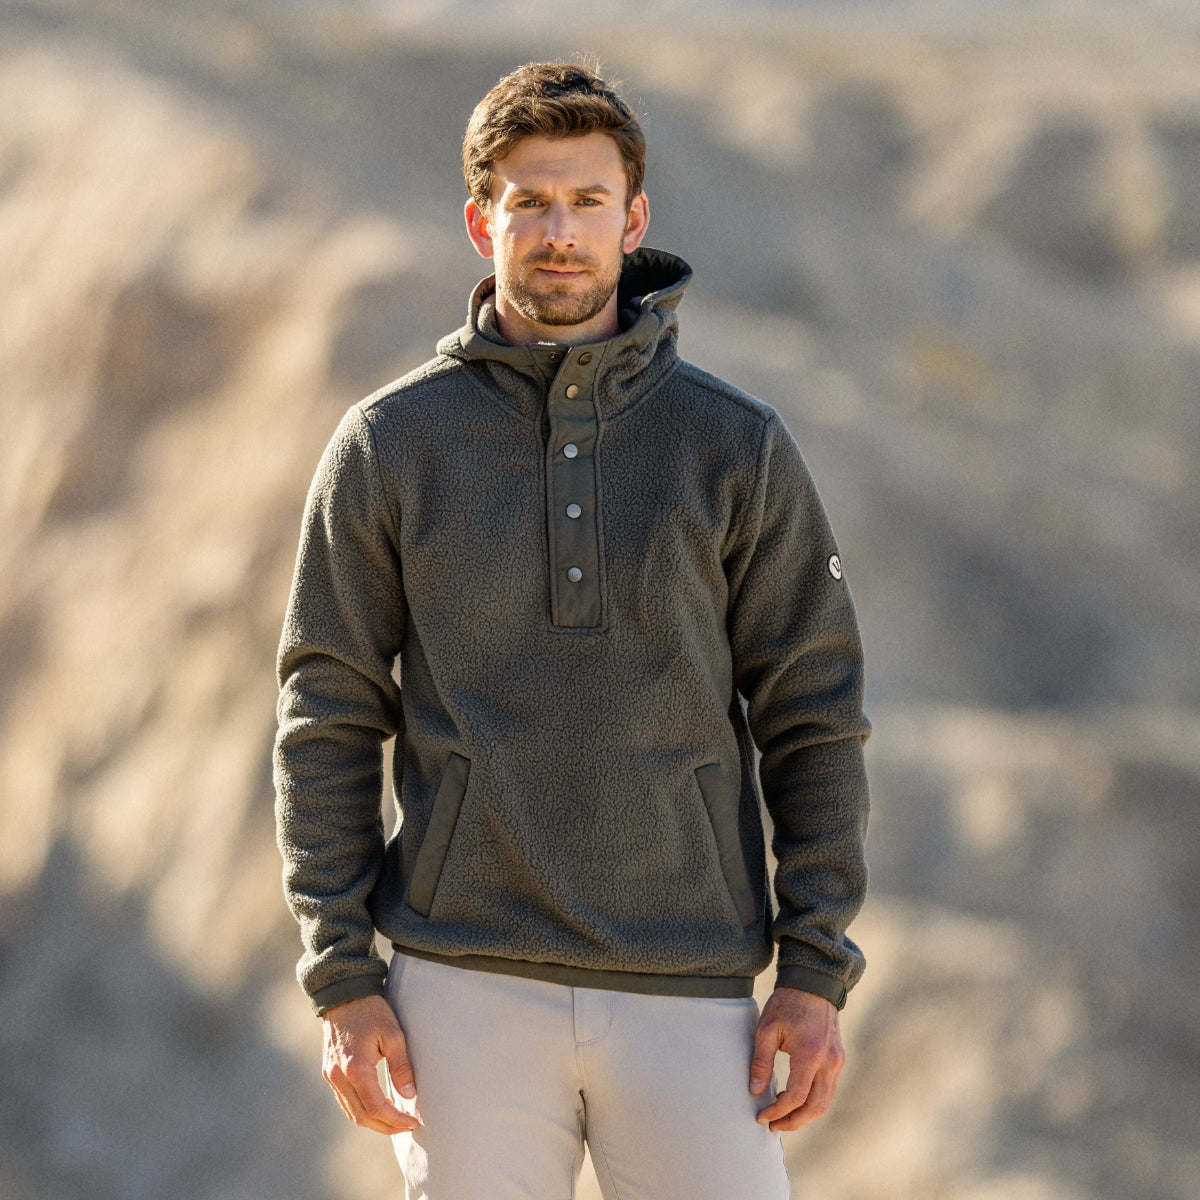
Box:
[321,994,420,1134]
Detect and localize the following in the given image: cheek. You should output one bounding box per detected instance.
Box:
[496,229,533,260]
[487,235,518,274]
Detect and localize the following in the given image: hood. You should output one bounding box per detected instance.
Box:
[436,248,693,421]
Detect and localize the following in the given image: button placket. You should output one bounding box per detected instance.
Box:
[545,350,603,628]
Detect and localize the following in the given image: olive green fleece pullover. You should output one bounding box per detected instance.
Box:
[274,248,869,1016]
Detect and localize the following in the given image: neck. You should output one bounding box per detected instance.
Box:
[492,292,621,347]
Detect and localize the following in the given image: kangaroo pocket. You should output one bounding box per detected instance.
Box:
[694,761,756,927]
[407,752,471,917]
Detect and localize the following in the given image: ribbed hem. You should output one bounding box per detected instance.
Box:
[774,964,849,1010]
[395,945,754,999]
[310,973,387,1017]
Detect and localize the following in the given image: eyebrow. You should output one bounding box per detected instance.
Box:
[507,183,616,201]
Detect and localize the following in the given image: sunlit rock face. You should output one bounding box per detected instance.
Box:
[1,3,1197,1199]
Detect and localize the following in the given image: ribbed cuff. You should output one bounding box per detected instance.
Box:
[309,973,387,1017]
[774,965,849,1010]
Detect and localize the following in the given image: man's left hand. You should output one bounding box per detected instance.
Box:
[749,986,845,1131]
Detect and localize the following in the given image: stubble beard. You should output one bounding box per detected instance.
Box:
[506,248,624,329]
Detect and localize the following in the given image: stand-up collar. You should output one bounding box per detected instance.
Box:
[436,247,693,422]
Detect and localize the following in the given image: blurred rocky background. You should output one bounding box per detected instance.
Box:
[1,0,1198,1197]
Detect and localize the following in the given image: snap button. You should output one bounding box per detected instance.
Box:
[565,384,580,399]
[566,567,583,583]
[563,443,579,458]
[566,503,582,519]
[578,353,592,365]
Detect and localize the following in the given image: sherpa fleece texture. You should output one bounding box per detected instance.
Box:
[274,247,870,1016]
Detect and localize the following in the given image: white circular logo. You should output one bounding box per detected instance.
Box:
[828,554,843,580]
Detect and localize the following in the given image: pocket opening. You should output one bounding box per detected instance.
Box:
[694,761,757,927]
[407,752,471,917]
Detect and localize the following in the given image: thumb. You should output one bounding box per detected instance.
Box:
[383,1024,417,1100]
[749,1019,779,1095]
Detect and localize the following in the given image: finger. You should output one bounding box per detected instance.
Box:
[330,1058,419,1135]
[767,1065,839,1132]
[769,1106,819,1133]
[748,1024,780,1095]
[755,1050,818,1126]
[755,1077,810,1126]
[356,1088,420,1136]
[326,1066,371,1125]
[345,1076,419,1135]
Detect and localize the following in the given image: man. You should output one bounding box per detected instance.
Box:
[274,61,869,1199]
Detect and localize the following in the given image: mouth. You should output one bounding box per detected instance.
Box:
[529,255,594,279]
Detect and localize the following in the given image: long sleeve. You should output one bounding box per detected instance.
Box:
[273,405,406,1014]
[727,413,870,1008]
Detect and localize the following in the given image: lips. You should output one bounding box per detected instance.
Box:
[527,254,595,278]
[529,267,592,292]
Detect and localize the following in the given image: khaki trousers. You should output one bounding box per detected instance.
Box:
[385,953,791,1200]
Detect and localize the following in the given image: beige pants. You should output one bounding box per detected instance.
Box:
[385,953,791,1200]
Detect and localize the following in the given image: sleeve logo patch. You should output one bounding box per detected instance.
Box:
[828,554,843,580]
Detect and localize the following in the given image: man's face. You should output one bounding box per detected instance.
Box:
[464,133,649,346]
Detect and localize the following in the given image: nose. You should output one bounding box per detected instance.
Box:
[543,201,577,250]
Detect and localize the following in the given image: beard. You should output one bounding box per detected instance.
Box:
[504,247,624,329]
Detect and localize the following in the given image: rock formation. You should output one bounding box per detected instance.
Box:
[1,2,1197,1197]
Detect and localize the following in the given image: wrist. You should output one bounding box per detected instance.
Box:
[773,964,848,1010]
[311,974,388,1017]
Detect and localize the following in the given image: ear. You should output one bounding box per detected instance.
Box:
[622,192,650,254]
[464,199,495,260]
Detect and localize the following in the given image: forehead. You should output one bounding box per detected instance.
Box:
[491,132,625,193]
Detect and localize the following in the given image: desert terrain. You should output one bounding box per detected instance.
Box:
[1,1,1198,1197]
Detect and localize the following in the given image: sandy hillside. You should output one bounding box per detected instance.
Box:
[1,1,1198,1198]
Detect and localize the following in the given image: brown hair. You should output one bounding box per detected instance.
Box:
[463,61,645,210]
